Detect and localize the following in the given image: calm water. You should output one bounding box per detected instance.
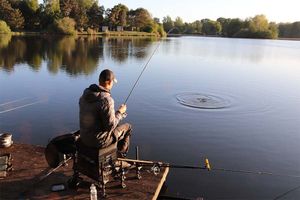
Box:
[1,35,300,199]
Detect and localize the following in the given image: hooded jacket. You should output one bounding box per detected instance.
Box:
[79,84,124,148]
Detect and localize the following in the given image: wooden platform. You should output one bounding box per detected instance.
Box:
[0,143,169,200]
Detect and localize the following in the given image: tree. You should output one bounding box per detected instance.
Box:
[153,17,160,24]
[60,0,89,31]
[108,4,128,27]
[18,0,40,30]
[268,22,278,39]
[0,0,25,30]
[0,19,11,33]
[60,0,77,17]
[217,17,230,36]
[202,19,221,35]
[41,0,60,29]
[193,20,202,33]
[174,16,184,33]
[87,3,104,30]
[290,22,300,37]
[279,22,300,38]
[77,0,96,9]
[128,8,152,30]
[226,18,243,37]
[44,0,60,14]
[248,14,269,32]
[54,17,76,34]
[162,15,174,32]
[71,5,88,30]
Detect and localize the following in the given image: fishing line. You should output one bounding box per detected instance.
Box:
[0,97,30,106]
[124,29,176,104]
[0,100,44,114]
[273,185,300,200]
[123,40,162,104]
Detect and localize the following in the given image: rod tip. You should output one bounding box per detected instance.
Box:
[205,158,211,171]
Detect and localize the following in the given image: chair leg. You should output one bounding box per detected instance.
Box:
[120,161,126,188]
[135,146,142,179]
[100,162,107,198]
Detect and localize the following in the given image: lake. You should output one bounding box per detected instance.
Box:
[0,35,300,199]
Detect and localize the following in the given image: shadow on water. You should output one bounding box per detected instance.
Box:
[0,35,157,76]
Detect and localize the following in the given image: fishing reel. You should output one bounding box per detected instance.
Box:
[150,164,161,176]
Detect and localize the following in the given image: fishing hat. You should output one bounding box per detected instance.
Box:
[99,69,117,83]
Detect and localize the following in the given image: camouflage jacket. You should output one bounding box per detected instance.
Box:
[79,84,124,148]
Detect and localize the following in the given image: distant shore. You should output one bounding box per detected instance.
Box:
[7,31,158,37]
[167,33,300,41]
[3,32,299,41]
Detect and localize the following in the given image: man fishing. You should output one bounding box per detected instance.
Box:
[79,69,132,158]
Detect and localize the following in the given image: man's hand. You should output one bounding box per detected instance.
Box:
[118,104,127,114]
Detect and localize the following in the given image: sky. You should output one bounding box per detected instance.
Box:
[100,0,300,23]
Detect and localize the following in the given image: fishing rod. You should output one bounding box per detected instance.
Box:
[19,156,72,197]
[118,157,300,179]
[39,156,72,181]
[123,28,177,104]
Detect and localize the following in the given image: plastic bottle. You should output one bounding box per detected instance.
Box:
[90,184,97,200]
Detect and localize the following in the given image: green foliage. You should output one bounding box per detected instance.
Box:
[157,23,166,37]
[202,19,221,35]
[232,15,278,39]
[0,20,11,33]
[279,22,300,38]
[0,0,25,30]
[128,8,152,30]
[162,15,174,32]
[174,16,184,32]
[18,0,40,30]
[107,4,128,27]
[25,0,38,12]
[53,17,76,35]
[1,1,293,39]
[77,0,96,9]
[248,15,269,32]
[44,0,60,14]
[87,3,104,30]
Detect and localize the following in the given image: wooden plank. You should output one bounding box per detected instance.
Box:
[152,167,169,200]
[0,143,169,200]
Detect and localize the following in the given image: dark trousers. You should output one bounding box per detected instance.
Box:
[112,123,132,155]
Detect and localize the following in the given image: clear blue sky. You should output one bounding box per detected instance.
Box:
[100,0,300,23]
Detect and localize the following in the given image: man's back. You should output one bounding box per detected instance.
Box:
[79,84,122,148]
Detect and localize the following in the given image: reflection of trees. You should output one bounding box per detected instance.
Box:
[0,34,12,48]
[47,36,103,75]
[0,36,27,71]
[0,35,103,75]
[105,37,156,63]
[0,35,159,74]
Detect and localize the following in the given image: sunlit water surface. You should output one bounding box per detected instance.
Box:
[1,35,300,199]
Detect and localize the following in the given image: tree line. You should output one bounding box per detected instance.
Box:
[0,0,165,36]
[163,15,300,39]
[1,0,299,39]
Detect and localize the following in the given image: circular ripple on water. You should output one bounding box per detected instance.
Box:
[176,92,232,109]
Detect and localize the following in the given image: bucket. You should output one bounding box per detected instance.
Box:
[0,133,13,148]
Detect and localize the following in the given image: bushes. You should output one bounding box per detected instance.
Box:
[87,27,97,35]
[141,22,166,37]
[0,20,11,34]
[53,17,76,35]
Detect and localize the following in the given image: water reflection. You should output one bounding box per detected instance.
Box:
[104,37,156,63]
[0,35,156,75]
